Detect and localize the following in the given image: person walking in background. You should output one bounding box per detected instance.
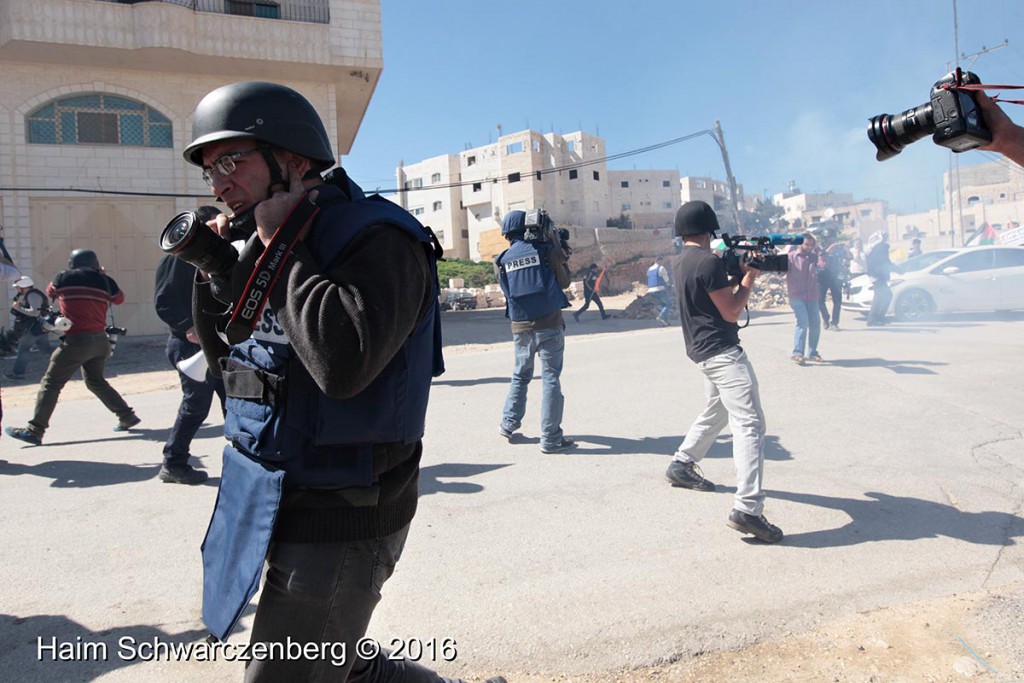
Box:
[6,275,52,380]
[866,230,895,326]
[647,255,673,326]
[907,237,923,259]
[5,249,139,446]
[787,233,823,364]
[817,232,850,331]
[849,237,867,277]
[154,206,226,485]
[573,263,610,322]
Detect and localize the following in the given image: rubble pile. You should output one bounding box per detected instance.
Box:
[619,273,790,319]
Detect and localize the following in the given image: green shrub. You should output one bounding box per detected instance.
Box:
[437,259,497,288]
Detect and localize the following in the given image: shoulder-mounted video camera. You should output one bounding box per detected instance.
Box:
[524,209,572,256]
[868,68,992,161]
[720,233,803,278]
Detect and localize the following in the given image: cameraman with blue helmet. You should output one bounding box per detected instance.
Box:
[495,209,575,453]
[664,201,783,544]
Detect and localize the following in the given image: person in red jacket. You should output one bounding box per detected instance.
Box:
[6,249,139,446]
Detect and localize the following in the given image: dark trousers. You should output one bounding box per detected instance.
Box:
[818,275,843,327]
[244,524,466,683]
[162,335,225,468]
[29,333,134,434]
[575,289,606,317]
[868,281,893,324]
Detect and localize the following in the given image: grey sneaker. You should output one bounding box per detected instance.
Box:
[665,460,715,491]
[158,466,209,485]
[727,509,784,543]
[114,413,141,432]
[498,425,515,440]
[540,437,576,454]
[5,426,42,446]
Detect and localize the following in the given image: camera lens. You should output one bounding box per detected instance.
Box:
[159,211,238,276]
[867,103,935,161]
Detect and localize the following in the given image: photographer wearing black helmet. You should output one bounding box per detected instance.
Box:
[180,82,501,683]
[6,250,139,446]
[663,201,783,544]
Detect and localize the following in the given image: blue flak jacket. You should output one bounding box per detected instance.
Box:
[201,179,444,642]
[496,239,569,322]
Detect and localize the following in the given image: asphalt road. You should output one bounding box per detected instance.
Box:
[1,304,1022,681]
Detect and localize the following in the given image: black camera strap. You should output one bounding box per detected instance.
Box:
[225,193,320,345]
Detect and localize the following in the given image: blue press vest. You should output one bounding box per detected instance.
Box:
[222,184,444,488]
[647,263,667,288]
[496,239,569,322]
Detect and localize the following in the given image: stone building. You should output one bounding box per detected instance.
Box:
[0,0,382,334]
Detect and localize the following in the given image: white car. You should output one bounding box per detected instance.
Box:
[845,245,1024,321]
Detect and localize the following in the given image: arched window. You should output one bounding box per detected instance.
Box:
[26,93,172,148]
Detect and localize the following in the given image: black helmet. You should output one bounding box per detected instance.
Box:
[69,249,100,270]
[674,201,720,237]
[183,82,335,171]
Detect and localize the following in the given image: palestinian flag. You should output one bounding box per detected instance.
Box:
[978,223,999,245]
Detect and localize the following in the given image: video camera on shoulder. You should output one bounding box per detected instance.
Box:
[524,209,572,256]
[719,234,804,278]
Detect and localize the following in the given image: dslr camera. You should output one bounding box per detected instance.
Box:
[159,210,240,278]
[868,68,992,161]
[719,234,804,279]
[39,310,73,333]
[105,325,127,354]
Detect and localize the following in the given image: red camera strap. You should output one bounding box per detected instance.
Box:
[225,193,319,345]
[940,81,1024,106]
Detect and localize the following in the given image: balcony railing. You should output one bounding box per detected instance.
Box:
[98,0,329,25]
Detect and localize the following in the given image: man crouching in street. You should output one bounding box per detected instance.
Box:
[664,201,783,543]
[181,81,506,682]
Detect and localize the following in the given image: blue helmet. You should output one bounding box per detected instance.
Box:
[501,210,527,239]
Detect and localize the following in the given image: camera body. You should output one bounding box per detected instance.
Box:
[523,209,572,257]
[40,310,73,333]
[720,234,800,278]
[105,325,127,354]
[868,69,992,162]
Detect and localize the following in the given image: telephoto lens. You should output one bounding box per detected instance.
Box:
[867,104,935,161]
[160,211,239,276]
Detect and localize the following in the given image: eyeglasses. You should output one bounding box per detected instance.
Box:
[201,148,261,185]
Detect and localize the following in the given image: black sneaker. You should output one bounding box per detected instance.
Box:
[482,678,508,683]
[114,413,141,432]
[665,460,715,491]
[4,372,25,381]
[6,426,42,446]
[158,466,209,485]
[541,437,576,454]
[573,311,580,322]
[727,509,784,543]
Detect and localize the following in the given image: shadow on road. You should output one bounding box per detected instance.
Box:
[419,462,511,496]
[0,459,161,487]
[0,613,208,681]
[433,376,509,387]
[704,434,794,461]
[824,357,947,374]
[773,490,1024,548]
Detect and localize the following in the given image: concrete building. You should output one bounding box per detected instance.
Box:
[0,0,382,334]
[395,129,611,261]
[607,170,680,230]
[772,185,888,240]
[888,159,1024,248]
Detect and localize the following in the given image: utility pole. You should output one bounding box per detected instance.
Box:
[714,120,742,232]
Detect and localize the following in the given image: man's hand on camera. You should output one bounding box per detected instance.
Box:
[254,165,318,247]
[978,92,1024,164]
[739,260,761,288]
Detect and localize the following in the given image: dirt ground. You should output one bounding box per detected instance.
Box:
[3,317,1022,682]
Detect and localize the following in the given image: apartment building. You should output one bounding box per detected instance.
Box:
[888,159,1024,244]
[679,176,744,230]
[0,0,382,334]
[770,186,889,240]
[607,170,680,230]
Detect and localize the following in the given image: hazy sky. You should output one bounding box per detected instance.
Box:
[342,0,1024,214]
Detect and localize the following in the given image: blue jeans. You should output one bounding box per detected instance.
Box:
[501,327,565,449]
[162,335,225,469]
[650,290,673,320]
[244,524,467,683]
[790,299,820,357]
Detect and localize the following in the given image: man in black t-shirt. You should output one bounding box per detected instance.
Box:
[665,201,783,544]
